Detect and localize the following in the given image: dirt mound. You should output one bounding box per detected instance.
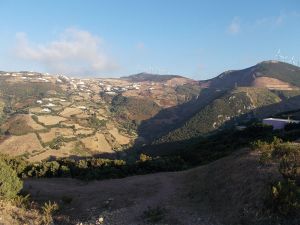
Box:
[24,149,280,225]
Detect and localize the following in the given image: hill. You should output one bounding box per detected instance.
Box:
[122,72,193,83]
[23,148,284,225]
[156,87,283,143]
[201,61,300,90]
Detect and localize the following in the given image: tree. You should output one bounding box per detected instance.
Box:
[0,160,23,199]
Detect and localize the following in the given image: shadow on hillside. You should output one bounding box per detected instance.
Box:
[46,93,300,162]
[137,88,226,141]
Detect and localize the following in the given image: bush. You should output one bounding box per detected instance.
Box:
[0,160,23,199]
[273,144,300,181]
[48,136,65,150]
[268,180,300,216]
[42,201,59,225]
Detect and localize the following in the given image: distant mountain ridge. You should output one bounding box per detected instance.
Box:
[121,72,192,82]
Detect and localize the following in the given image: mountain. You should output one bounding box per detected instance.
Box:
[201,61,300,90]
[1,62,300,225]
[122,72,194,84]
[1,61,300,160]
[155,61,300,144]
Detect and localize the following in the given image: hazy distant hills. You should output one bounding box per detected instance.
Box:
[121,72,194,83]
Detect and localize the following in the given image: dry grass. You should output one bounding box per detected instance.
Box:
[38,127,75,143]
[1,114,45,134]
[59,107,83,117]
[29,141,85,161]
[37,115,67,126]
[75,128,94,135]
[22,148,281,224]
[81,132,113,153]
[109,127,130,145]
[29,107,44,113]
[0,133,44,156]
[0,200,44,225]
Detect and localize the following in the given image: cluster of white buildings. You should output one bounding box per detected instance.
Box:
[0,71,52,83]
[99,82,141,95]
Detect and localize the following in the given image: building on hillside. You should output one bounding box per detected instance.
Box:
[41,108,51,113]
[262,118,300,130]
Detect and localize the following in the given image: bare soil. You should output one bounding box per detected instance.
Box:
[24,149,280,225]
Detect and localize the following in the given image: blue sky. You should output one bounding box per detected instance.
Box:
[0,0,300,79]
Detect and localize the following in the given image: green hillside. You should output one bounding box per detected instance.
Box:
[156,87,281,143]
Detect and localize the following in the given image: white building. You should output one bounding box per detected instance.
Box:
[42,108,51,113]
[262,118,300,130]
[45,103,56,107]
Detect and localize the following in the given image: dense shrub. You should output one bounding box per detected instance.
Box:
[15,155,186,181]
[0,159,23,199]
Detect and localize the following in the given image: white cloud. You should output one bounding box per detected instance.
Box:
[14,28,118,75]
[227,17,240,35]
[255,11,300,28]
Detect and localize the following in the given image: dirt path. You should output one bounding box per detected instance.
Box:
[24,149,279,225]
[25,171,208,225]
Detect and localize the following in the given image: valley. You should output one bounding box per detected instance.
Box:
[0,61,300,225]
[1,61,300,161]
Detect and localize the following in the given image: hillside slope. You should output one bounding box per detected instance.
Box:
[156,87,281,143]
[121,72,192,83]
[24,149,280,225]
[202,61,300,89]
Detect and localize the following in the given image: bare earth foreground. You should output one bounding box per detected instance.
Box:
[24,149,280,225]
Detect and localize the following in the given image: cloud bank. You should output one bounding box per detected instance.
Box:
[14,28,118,75]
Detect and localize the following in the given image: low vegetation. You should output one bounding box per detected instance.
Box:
[252,138,300,224]
[0,156,58,224]
[157,88,280,143]
[1,153,186,181]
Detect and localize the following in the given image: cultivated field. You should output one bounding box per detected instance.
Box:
[0,133,44,156]
[37,115,67,126]
[38,127,75,143]
[1,114,45,134]
[109,127,131,145]
[81,132,113,153]
[59,107,83,117]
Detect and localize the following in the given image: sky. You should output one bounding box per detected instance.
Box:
[0,0,300,79]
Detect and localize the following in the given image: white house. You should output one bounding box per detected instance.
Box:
[262,118,300,130]
[45,103,56,107]
[42,108,51,113]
